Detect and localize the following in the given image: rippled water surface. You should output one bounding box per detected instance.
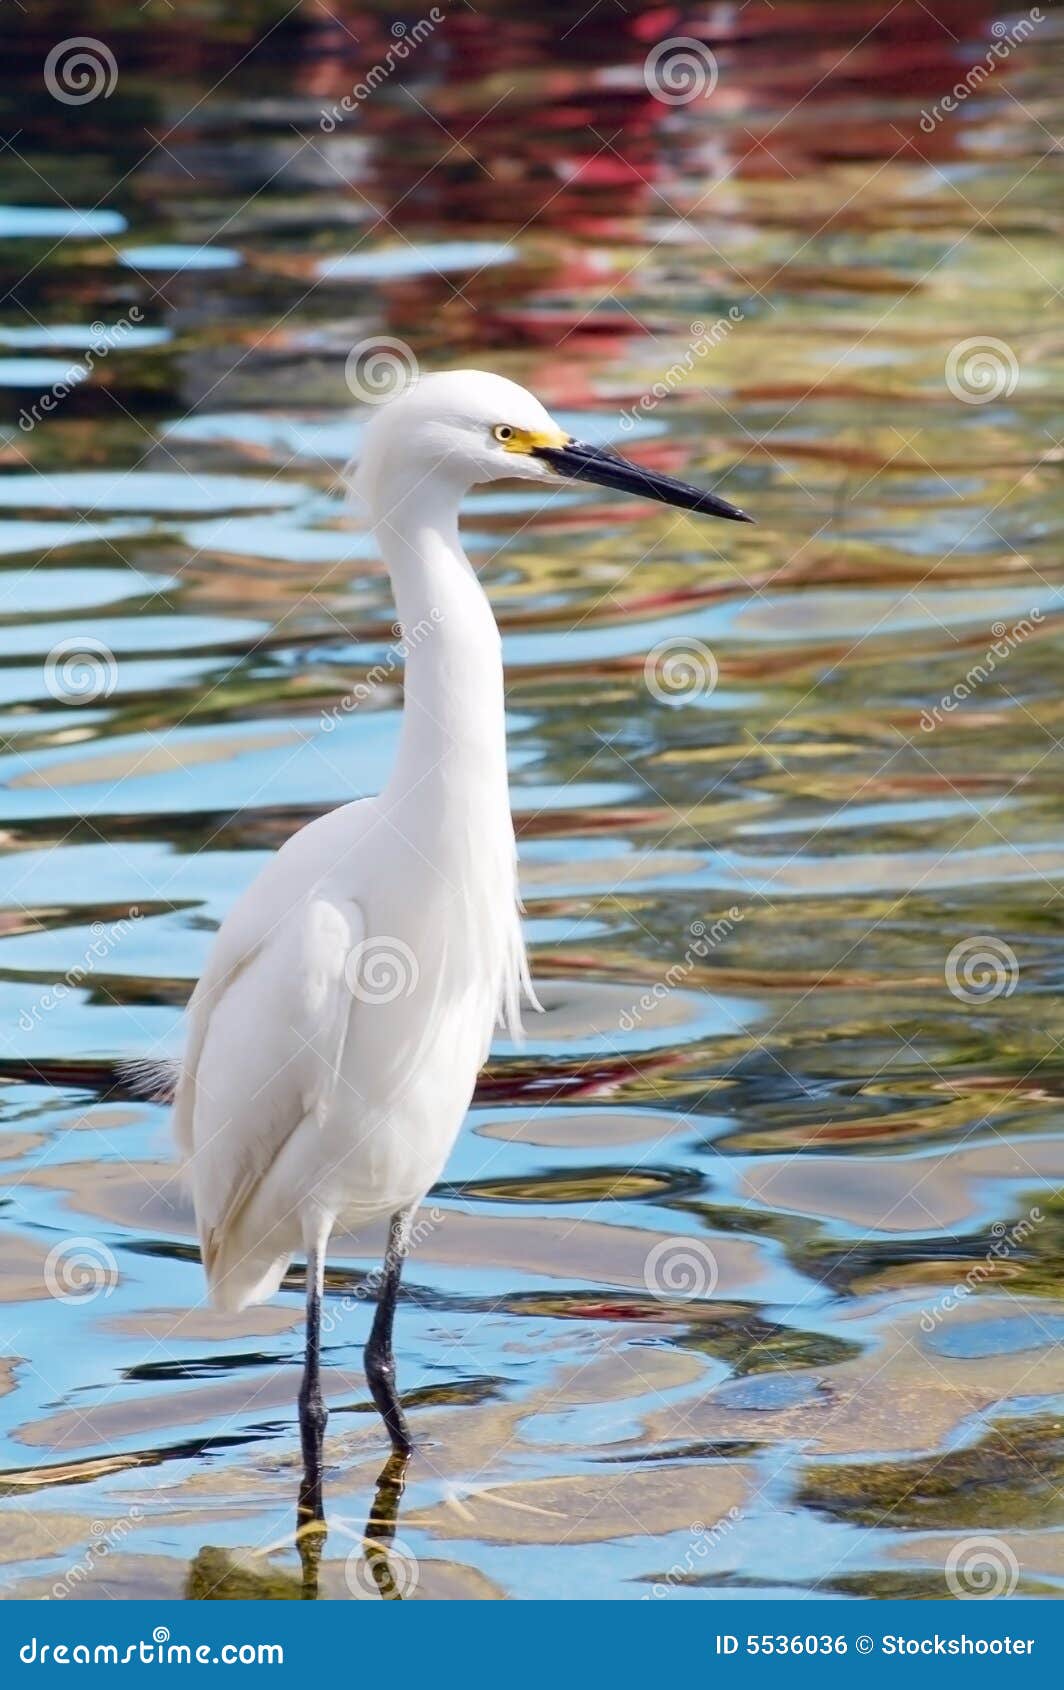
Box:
[2,0,1064,1600]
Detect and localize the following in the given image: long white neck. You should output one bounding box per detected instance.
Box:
[371,477,508,816]
[366,471,536,1037]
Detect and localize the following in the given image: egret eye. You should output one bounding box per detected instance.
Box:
[493,424,515,443]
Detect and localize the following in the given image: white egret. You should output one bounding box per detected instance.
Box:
[170,368,751,1505]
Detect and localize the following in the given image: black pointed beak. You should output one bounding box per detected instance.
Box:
[533,439,754,523]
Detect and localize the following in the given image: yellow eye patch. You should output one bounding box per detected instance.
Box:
[494,423,571,454]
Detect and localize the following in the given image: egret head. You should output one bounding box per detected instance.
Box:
[353,368,752,524]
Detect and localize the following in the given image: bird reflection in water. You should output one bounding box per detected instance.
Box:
[186,1449,413,1601]
[297,1449,413,1601]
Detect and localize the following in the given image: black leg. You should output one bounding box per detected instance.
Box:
[365,1207,415,1455]
[297,1238,328,1524]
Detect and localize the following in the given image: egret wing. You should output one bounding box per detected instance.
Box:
[182,892,363,1283]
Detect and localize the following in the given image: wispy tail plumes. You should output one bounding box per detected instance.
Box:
[116,1056,180,1104]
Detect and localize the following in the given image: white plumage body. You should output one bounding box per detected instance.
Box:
[177,791,520,1311]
